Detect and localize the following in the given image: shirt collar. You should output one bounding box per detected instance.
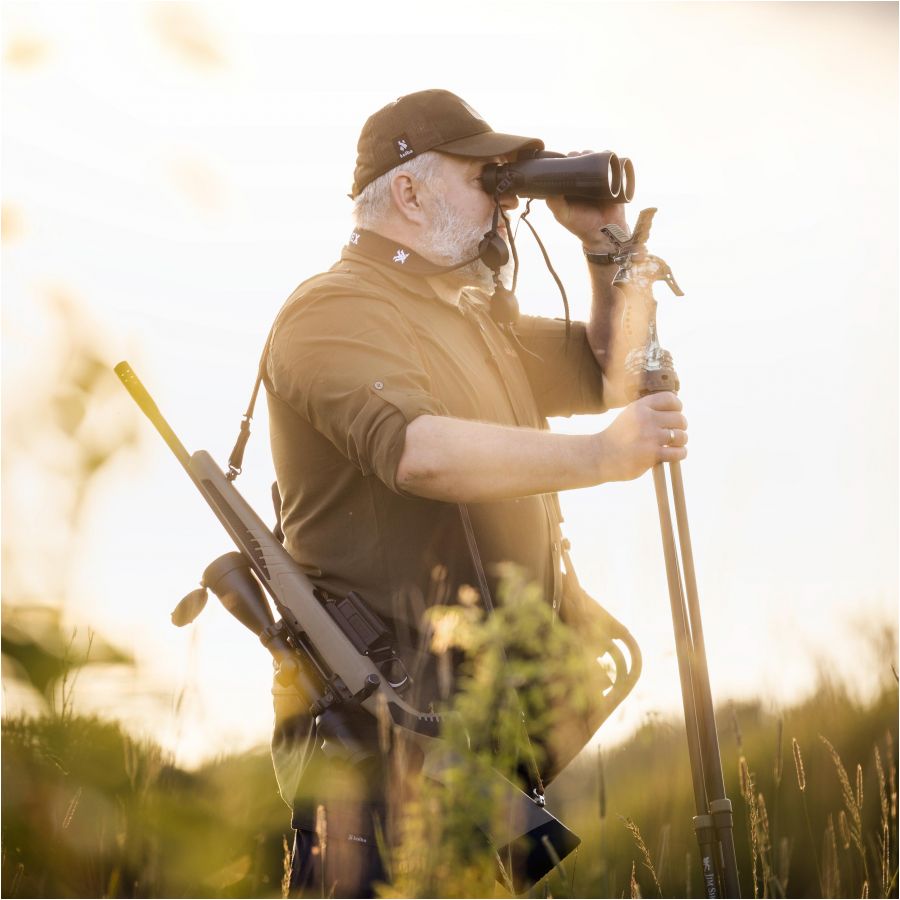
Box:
[340,243,438,302]
[340,239,489,310]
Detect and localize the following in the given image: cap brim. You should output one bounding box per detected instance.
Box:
[434,131,544,160]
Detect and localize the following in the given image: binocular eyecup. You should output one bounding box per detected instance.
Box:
[480,150,635,204]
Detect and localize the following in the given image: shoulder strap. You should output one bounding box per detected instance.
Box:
[457,503,495,613]
[226,341,270,481]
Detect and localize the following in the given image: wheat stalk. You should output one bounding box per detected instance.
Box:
[887,731,897,823]
[792,738,824,895]
[886,728,899,898]
[630,860,642,899]
[820,735,871,890]
[792,738,806,793]
[61,786,82,830]
[281,835,292,900]
[757,790,775,896]
[875,745,890,898]
[621,817,662,898]
[839,811,852,850]
[315,804,328,899]
[739,757,761,898]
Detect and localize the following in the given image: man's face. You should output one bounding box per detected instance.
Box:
[418,154,517,290]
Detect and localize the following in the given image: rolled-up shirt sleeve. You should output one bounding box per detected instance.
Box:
[513,315,607,417]
[267,290,449,492]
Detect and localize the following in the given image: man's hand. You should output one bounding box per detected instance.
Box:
[544,151,630,252]
[593,392,688,482]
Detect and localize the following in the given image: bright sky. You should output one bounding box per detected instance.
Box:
[2,2,897,768]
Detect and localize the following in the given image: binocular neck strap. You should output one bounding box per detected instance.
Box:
[518,200,570,340]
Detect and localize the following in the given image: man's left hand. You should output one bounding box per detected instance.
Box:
[544,151,630,253]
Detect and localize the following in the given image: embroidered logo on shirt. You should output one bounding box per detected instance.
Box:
[349,231,360,245]
[393,249,410,264]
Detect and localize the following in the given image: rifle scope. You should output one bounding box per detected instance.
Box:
[480,150,635,203]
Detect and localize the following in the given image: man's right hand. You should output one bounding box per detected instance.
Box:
[593,392,688,482]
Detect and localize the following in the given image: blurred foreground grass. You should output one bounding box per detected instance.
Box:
[552,676,898,898]
[2,673,896,898]
[2,714,288,898]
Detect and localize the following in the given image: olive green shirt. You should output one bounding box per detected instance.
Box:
[265,243,606,685]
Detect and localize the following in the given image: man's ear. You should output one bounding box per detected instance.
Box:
[390,171,428,226]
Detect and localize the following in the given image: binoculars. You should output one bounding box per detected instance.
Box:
[480,150,635,204]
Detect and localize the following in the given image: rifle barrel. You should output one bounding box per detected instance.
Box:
[115,361,193,471]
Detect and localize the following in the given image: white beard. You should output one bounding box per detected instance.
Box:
[422,196,514,293]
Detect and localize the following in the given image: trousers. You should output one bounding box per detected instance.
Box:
[288,801,387,899]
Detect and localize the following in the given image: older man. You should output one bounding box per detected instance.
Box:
[264,89,687,896]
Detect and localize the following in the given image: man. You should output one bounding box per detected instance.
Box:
[264,89,687,896]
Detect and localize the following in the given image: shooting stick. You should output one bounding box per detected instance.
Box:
[604,210,741,899]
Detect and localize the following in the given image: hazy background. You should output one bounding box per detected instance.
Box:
[3,1,897,768]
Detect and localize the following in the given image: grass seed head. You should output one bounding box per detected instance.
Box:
[885,730,897,821]
[630,860,642,899]
[820,735,862,837]
[281,836,291,900]
[314,804,327,856]
[874,745,889,828]
[739,755,752,799]
[792,738,806,792]
[757,791,771,848]
[838,810,851,849]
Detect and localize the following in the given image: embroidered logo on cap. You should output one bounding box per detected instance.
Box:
[349,231,360,245]
[394,134,415,160]
[393,249,410,264]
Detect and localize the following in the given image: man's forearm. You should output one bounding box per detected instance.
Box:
[585,259,620,371]
[396,397,688,503]
[585,260,649,409]
[396,415,603,502]
[546,188,644,408]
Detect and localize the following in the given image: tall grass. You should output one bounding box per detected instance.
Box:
[1,714,288,898]
[552,674,898,898]
[3,622,897,898]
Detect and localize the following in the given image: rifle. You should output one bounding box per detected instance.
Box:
[115,360,597,893]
